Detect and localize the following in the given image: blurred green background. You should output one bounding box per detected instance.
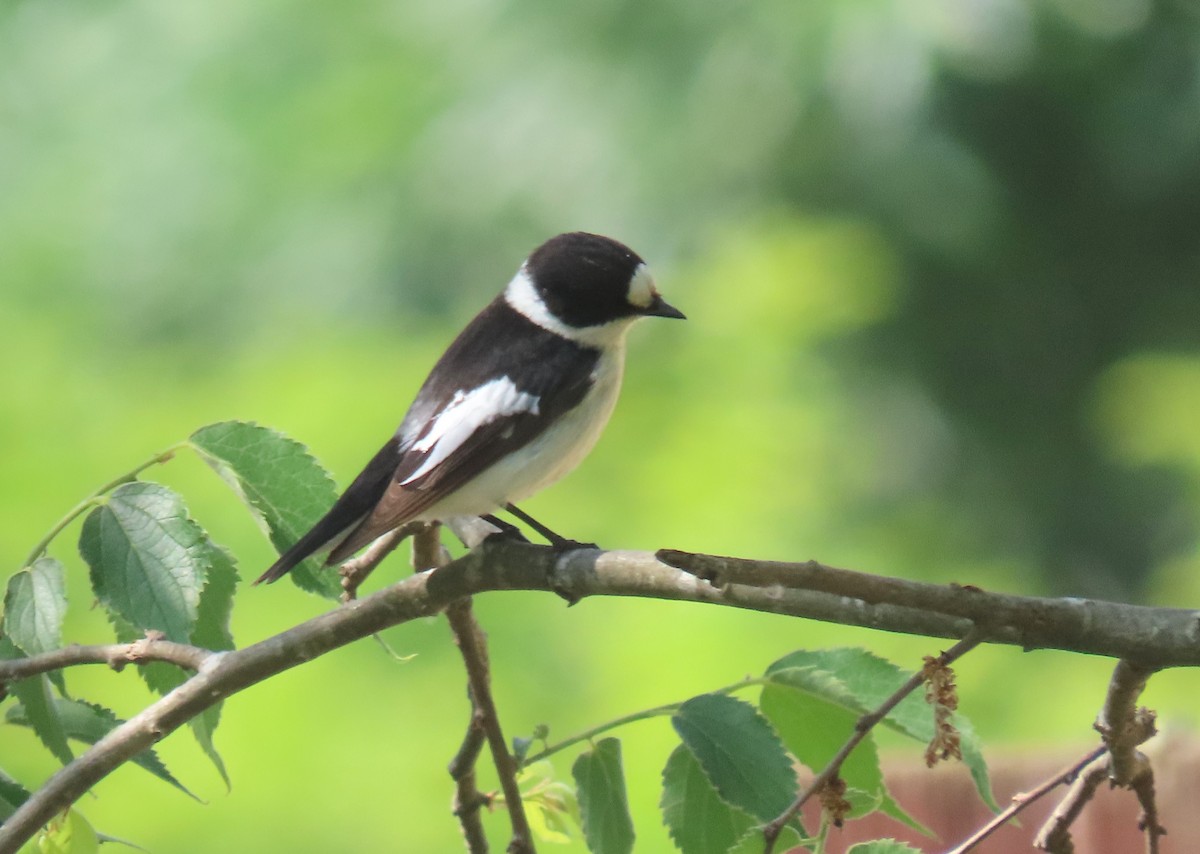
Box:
[5,0,1200,850]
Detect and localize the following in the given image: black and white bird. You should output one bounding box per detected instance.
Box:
[255,232,684,585]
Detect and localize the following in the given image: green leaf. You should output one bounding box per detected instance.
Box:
[78,482,210,643]
[726,824,806,854]
[660,744,758,854]
[14,807,99,854]
[759,681,923,832]
[185,541,237,786]
[759,683,878,809]
[671,694,796,822]
[1,635,72,766]
[107,541,236,788]
[3,557,67,657]
[846,840,924,854]
[767,648,998,812]
[525,780,580,845]
[6,698,194,798]
[0,768,32,821]
[519,762,581,845]
[572,738,635,854]
[189,420,341,598]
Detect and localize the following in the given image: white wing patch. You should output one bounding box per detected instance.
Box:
[400,376,541,485]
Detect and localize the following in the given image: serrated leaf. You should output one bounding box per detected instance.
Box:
[0,768,32,821]
[573,738,634,854]
[759,683,880,805]
[672,694,796,822]
[107,542,236,788]
[6,698,194,799]
[186,541,237,786]
[78,482,210,643]
[767,648,997,812]
[189,421,341,598]
[3,557,67,657]
[725,823,805,854]
[1,635,72,766]
[660,744,758,854]
[846,840,924,854]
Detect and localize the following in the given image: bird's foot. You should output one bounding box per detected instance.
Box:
[547,535,599,552]
[503,503,598,551]
[479,514,531,545]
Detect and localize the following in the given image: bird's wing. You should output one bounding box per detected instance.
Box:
[325,363,596,563]
[253,437,404,584]
[256,300,601,584]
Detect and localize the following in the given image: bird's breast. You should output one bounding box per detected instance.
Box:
[419,346,626,518]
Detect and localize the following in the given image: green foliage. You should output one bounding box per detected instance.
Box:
[846,842,923,854]
[0,420,995,852]
[768,652,993,810]
[3,559,67,658]
[0,770,32,822]
[0,638,72,767]
[572,739,635,854]
[671,694,797,822]
[14,808,98,854]
[660,745,758,854]
[190,422,341,599]
[79,483,211,644]
[0,421,344,844]
[5,699,192,798]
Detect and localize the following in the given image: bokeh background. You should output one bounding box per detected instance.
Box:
[4,0,1200,850]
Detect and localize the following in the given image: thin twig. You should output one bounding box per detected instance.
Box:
[1131,768,1165,854]
[418,526,535,854]
[339,522,425,601]
[1029,658,1162,853]
[1033,753,1110,852]
[0,638,212,684]
[762,630,983,854]
[942,745,1108,854]
[22,445,184,568]
[448,706,490,853]
[519,676,768,768]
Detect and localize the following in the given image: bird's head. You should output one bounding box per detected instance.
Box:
[505,232,684,345]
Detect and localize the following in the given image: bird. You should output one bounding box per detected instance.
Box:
[255,231,684,585]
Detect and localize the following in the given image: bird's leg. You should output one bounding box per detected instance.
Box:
[504,503,598,551]
[479,514,531,544]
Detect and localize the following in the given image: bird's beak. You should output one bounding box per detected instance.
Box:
[642,294,686,320]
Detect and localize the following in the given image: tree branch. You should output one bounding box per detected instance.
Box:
[0,638,213,684]
[657,549,1200,665]
[1,542,1197,851]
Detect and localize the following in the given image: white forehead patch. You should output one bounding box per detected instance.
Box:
[401,376,540,485]
[627,263,656,309]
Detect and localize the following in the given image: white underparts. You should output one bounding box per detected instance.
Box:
[401,376,540,485]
